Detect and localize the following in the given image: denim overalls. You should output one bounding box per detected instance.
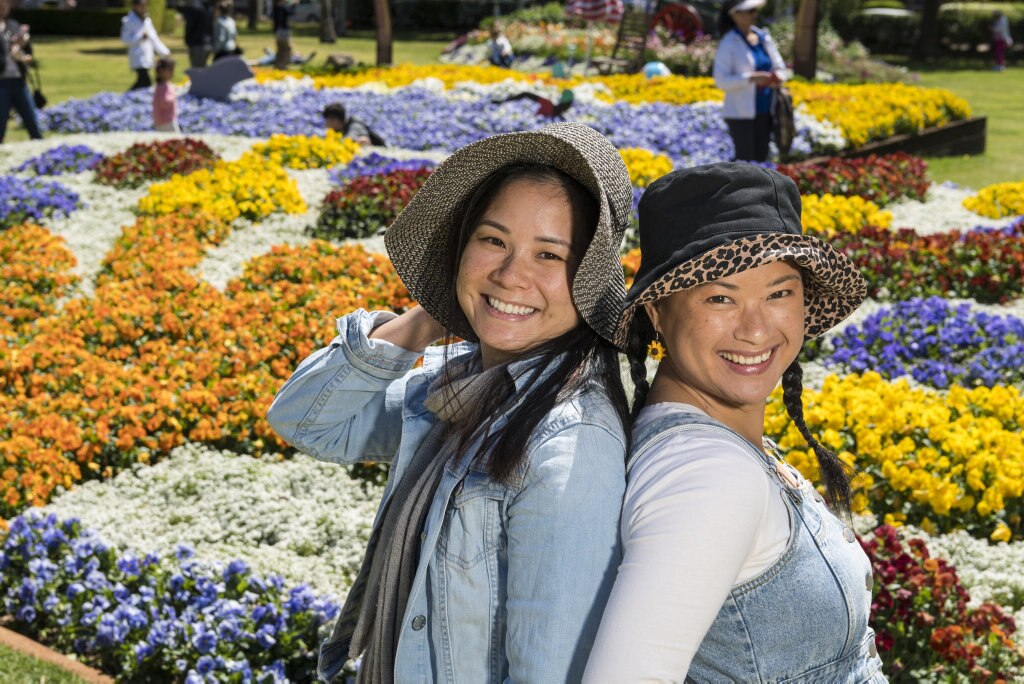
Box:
[629,411,887,683]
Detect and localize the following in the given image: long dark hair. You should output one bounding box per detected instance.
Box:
[440,163,631,484]
[624,303,853,515]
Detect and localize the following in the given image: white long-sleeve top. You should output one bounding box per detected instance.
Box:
[120,11,170,70]
[583,402,791,682]
[993,14,1013,45]
[713,27,787,120]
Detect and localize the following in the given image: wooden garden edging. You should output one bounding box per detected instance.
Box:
[0,624,114,683]
[802,115,987,164]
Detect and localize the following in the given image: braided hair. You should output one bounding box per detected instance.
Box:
[781,358,854,515]
[624,306,656,421]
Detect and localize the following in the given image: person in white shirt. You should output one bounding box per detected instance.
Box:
[121,0,170,91]
[585,163,887,683]
[712,0,787,162]
[487,26,514,68]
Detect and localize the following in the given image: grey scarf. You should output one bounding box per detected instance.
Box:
[330,356,511,683]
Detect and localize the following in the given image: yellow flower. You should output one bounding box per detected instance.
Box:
[991,521,1012,543]
[801,194,892,238]
[250,131,361,170]
[619,148,673,188]
[963,180,1024,219]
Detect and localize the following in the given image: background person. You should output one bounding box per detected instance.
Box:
[322,101,385,145]
[152,56,178,132]
[212,1,240,61]
[272,0,293,70]
[175,0,212,69]
[267,122,635,682]
[121,0,170,91]
[585,162,885,682]
[712,0,786,162]
[0,0,42,143]
[992,11,1013,71]
[487,25,514,67]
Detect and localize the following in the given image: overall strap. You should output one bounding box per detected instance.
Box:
[628,410,800,505]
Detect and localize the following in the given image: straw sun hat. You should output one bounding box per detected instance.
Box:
[384,122,635,346]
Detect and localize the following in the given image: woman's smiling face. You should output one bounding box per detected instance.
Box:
[456,178,584,368]
[646,260,805,416]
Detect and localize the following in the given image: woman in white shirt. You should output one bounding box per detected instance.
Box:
[712,0,787,162]
[585,162,887,683]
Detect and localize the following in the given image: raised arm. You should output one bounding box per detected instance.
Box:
[266,307,443,464]
[503,411,626,682]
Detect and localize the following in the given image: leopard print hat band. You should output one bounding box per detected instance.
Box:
[614,163,867,348]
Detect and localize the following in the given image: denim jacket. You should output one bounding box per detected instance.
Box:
[266,309,627,683]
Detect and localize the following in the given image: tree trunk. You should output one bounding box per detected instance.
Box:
[915,0,940,60]
[319,0,337,42]
[374,0,392,65]
[792,0,818,80]
[247,0,259,30]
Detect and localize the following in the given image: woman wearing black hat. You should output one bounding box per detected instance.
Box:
[268,122,635,682]
[713,0,787,162]
[584,162,887,682]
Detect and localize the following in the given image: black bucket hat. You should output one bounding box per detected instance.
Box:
[385,122,634,347]
[615,162,867,347]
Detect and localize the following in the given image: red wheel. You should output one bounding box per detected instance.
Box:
[650,3,704,43]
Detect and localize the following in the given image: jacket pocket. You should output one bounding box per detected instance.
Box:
[438,470,506,570]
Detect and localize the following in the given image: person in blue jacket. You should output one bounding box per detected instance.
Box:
[267,122,635,683]
[713,0,788,162]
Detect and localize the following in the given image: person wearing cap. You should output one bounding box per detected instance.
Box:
[267,122,635,683]
[713,0,787,162]
[584,163,886,682]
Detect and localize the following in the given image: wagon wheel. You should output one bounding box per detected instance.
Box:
[650,3,704,43]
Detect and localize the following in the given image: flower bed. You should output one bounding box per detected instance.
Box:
[327,151,436,184]
[618,147,673,188]
[776,152,930,207]
[801,194,893,237]
[0,214,409,519]
[13,144,103,177]
[862,525,1024,680]
[822,297,1024,389]
[137,152,306,222]
[42,443,381,598]
[0,224,78,338]
[833,221,1024,304]
[250,132,361,170]
[0,176,82,230]
[310,167,433,241]
[963,180,1024,219]
[0,512,339,681]
[93,138,219,189]
[765,372,1024,540]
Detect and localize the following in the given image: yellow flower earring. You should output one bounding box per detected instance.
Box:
[647,332,667,361]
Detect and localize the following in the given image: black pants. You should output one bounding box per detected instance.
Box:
[0,78,43,142]
[726,113,773,162]
[129,68,152,91]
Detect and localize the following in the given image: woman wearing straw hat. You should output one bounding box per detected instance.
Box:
[584,163,887,682]
[267,122,635,683]
[713,0,787,162]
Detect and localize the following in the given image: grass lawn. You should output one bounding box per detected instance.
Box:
[0,641,87,684]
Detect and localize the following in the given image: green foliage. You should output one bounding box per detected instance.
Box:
[9,8,124,37]
[940,2,1024,47]
[479,2,566,30]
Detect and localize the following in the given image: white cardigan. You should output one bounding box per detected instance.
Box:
[120,11,170,70]
[713,28,788,120]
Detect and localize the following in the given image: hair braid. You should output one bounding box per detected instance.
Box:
[625,308,656,420]
[781,359,854,516]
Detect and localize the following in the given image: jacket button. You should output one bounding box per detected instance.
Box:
[843,527,856,543]
[866,573,873,591]
[868,639,878,658]
[411,615,426,631]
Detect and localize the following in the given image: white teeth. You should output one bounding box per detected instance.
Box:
[487,296,536,316]
[720,351,772,366]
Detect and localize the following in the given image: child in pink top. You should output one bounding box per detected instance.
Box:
[153,56,179,132]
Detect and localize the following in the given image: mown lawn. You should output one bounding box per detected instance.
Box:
[0,640,87,684]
